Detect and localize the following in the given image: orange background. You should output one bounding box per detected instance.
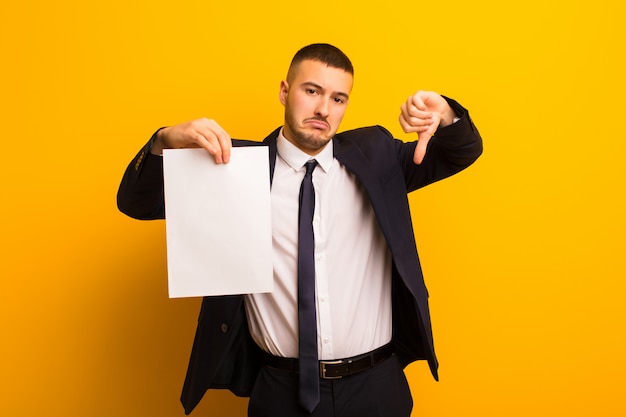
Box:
[1,1,625,416]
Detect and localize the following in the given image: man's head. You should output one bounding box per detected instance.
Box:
[279,44,354,155]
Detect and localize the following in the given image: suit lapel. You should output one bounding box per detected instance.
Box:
[333,138,376,186]
[333,137,386,217]
[263,127,280,186]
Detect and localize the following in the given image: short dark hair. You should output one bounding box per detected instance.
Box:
[287,43,354,81]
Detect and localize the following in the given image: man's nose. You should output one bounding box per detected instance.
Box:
[315,98,330,118]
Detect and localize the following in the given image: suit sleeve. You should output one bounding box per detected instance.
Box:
[399,97,483,192]
[116,130,166,220]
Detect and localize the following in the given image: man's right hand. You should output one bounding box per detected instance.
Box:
[151,118,232,164]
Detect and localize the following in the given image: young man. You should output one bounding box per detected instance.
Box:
[117,43,483,417]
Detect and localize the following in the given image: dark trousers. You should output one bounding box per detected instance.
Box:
[248,355,413,417]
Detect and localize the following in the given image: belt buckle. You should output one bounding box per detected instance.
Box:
[319,359,344,380]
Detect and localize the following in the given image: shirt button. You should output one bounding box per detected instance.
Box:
[220,323,229,333]
[323,337,330,344]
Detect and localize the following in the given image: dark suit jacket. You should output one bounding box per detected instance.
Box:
[117,98,482,415]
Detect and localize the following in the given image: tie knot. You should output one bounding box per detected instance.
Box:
[304,159,318,176]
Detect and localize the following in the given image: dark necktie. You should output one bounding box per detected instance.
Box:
[298,159,319,413]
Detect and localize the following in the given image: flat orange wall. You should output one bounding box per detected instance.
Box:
[1,1,625,416]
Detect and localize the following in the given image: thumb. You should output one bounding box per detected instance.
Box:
[413,112,440,165]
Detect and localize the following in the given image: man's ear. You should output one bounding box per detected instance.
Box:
[279,80,289,106]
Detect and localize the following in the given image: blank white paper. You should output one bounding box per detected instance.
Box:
[163,147,273,298]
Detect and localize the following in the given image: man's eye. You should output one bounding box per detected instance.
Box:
[306,89,317,95]
[334,97,345,104]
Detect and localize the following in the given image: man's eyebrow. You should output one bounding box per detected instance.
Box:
[301,81,349,99]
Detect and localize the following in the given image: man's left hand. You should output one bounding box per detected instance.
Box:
[399,91,456,164]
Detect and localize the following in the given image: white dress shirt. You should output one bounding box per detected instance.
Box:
[244,130,392,360]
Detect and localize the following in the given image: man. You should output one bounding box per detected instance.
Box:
[117,43,482,417]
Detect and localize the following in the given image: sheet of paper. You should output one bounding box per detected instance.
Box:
[163,147,273,298]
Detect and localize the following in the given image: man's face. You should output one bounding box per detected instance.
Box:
[279,59,353,155]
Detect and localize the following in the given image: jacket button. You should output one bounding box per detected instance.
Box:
[220,323,229,333]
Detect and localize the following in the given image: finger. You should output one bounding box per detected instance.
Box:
[191,132,216,155]
[413,134,430,165]
[400,114,434,134]
[207,120,231,164]
[202,130,225,164]
[399,105,413,133]
[405,107,432,121]
[400,103,433,133]
[403,99,433,121]
[411,91,428,111]
[414,128,435,165]
[413,112,440,165]
[213,128,232,164]
[399,114,434,134]
[199,121,231,164]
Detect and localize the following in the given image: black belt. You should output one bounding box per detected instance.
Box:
[262,343,394,380]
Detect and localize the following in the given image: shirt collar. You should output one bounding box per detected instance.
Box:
[276,127,334,173]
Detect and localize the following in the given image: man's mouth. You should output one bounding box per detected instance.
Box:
[305,118,329,130]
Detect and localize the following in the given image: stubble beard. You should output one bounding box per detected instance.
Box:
[284,108,332,153]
